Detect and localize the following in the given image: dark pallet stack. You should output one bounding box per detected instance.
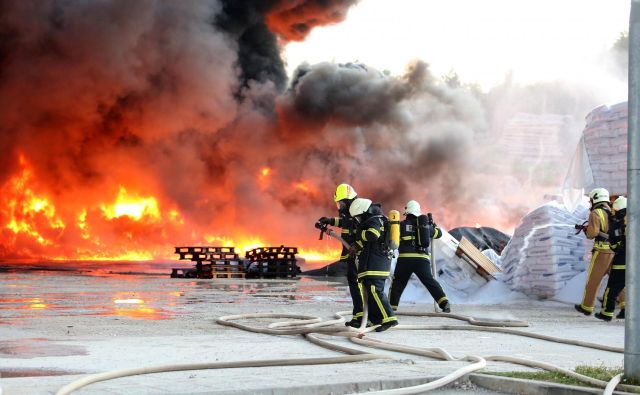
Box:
[172,246,245,279]
[245,246,300,278]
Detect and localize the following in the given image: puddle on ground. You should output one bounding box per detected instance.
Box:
[0,268,347,323]
[0,338,87,359]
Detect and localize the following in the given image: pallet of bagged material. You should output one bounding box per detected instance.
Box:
[455,237,502,280]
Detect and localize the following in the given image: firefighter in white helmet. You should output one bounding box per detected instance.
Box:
[389,200,450,313]
[575,188,615,316]
[349,197,398,332]
[595,196,627,321]
[317,183,364,327]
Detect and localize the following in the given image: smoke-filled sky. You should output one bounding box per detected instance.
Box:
[286,0,630,100]
[0,0,631,262]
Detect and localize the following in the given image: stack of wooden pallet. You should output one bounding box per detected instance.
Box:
[245,246,300,278]
[172,246,245,279]
[455,237,502,280]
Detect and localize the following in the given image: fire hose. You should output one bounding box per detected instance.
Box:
[55,225,639,394]
[55,309,640,395]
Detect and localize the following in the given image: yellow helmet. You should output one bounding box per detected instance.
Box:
[334,183,357,202]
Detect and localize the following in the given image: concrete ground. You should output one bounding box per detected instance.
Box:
[0,271,626,394]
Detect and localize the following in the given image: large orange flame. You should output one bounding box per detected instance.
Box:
[0,155,340,264]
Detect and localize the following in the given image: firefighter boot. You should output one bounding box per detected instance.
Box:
[574,304,591,316]
[617,309,625,319]
[345,319,361,328]
[375,320,398,332]
[594,312,612,322]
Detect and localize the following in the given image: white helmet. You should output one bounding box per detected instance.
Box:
[613,196,627,211]
[588,188,610,204]
[404,200,421,216]
[349,198,372,218]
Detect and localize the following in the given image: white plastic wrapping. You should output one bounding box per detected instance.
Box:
[562,101,628,208]
[500,201,589,299]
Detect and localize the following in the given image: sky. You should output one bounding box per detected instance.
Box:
[284,0,630,101]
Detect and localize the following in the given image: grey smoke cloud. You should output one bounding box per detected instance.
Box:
[0,0,488,259]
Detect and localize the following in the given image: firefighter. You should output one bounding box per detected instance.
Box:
[317,183,364,328]
[574,188,615,315]
[595,196,627,321]
[349,197,398,332]
[389,200,450,313]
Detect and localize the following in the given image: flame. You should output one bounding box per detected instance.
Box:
[101,187,160,221]
[297,247,340,263]
[1,154,65,248]
[1,155,347,264]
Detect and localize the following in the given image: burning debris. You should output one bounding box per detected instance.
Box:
[0,0,490,262]
[171,245,300,279]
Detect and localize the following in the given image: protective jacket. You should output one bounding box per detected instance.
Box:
[398,215,442,259]
[329,213,357,261]
[600,209,627,317]
[353,203,391,279]
[390,214,447,310]
[329,210,363,322]
[579,201,615,313]
[586,202,613,251]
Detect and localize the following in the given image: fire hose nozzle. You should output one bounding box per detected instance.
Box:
[315,221,328,240]
[574,221,588,235]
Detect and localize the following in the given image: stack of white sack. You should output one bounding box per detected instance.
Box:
[388,228,488,303]
[583,102,627,195]
[500,201,589,299]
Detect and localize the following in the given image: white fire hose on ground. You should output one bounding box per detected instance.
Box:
[55,228,638,395]
[55,309,640,395]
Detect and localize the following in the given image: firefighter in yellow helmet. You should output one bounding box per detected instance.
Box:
[595,196,627,321]
[317,183,364,327]
[574,188,615,315]
[389,200,450,313]
[349,197,398,332]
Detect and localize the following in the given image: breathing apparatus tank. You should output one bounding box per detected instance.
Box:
[388,210,400,250]
[417,214,430,249]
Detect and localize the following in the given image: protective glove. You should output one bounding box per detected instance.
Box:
[318,217,332,225]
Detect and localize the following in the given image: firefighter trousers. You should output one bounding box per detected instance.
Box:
[345,257,364,320]
[580,248,614,313]
[389,257,448,310]
[361,277,397,326]
[600,252,626,317]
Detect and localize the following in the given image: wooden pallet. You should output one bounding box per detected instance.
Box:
[175,246,236,254]
[172,246,246,279]
[455,237,502,280]
[211,271,246,279]
[245,247,299,278]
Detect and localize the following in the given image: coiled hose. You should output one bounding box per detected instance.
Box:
[55,310,640,395]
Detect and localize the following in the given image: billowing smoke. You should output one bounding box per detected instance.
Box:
[0,0,487,261]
